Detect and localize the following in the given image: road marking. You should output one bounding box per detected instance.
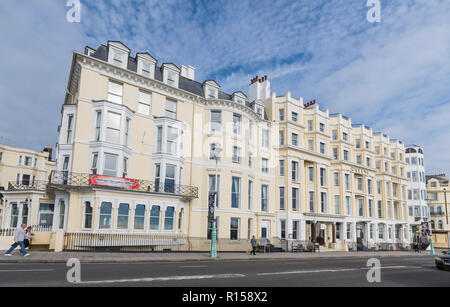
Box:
[258,268,358,276]
[78,273,246,284]
[0,269,54,273]
[258,266,410,276]
[179,265,208,268]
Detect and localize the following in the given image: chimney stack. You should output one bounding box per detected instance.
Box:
[248,75,270,102]
[42,146,53,161]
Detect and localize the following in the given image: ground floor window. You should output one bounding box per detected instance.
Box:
[58,200,65,229]
[164,207,175,230]
[150,206,160,230]
[280,220,286,239]
[346,223,351,240]
[10,203,19,228]
[133,205,145,230]
[22,204,29,225]
[230,218,239,240]
[248,218,252,240]
[336,223,341,240]
[84,202,93,229]
[117,203,130,229]
[39,203,54,227]
[378,225,384,239]
[292,221,299,240]
[99,202,112,229]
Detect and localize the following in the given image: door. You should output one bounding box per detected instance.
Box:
[261,220,270,243]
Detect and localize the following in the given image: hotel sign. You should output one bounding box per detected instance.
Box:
[350,167,369,175]
[89,175,139,190]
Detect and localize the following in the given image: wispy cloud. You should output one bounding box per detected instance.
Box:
[0,0,449,175]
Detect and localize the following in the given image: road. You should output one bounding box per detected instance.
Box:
[0,255,447,287]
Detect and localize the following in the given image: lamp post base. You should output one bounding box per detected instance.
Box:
[210,226,217,259]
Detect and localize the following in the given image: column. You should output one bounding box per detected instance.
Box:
[351,222,357,242]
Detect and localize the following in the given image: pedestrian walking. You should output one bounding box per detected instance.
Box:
[250,236,257,255]
[20,226,32,254]
[4,224,30,257]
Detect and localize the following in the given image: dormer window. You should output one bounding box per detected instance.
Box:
[141,62,151,77]
[136,52,157,79]
[113,50,124,66]
[232,92,247,105]
[207,88,216,99]
[167,72,176,87]
[203,80,220,100]
[107,41,130,69]
[257,107,263,118]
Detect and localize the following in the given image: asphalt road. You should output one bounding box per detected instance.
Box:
[0,255,447,287]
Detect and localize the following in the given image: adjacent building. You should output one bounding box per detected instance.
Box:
[0,144,55,228]
[0,41,412,251]
[405,145,429,239]
[426,174,450,248]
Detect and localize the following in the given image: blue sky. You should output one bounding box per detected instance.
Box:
[0,0,449,175]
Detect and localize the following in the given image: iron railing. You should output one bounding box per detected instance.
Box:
[8,171,199,199]
[0,225,53,237]
[50,171,199,199]
[63,233,286,253]
[8,181,47,191]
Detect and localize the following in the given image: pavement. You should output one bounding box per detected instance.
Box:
[0,249,438,264]
[0,255,447,287]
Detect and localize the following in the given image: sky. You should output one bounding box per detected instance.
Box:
[0,0,449,176]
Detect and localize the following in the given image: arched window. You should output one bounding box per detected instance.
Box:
[438,220,443,230]
[430,220,435,229]
[99,202,112,229]
[437,206,442,214]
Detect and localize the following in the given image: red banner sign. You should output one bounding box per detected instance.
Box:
[89,175,139,190]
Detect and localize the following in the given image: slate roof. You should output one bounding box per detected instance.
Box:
[85,43,267,118]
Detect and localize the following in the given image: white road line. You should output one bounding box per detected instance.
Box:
[78,273,246,284]
[258,266,411,276]
[179,265,208,268]
[0,269,54,273]
[257,268,358,276]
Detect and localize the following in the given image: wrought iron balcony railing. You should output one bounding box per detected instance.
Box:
[8,180,47,191]
[49,171,199,199]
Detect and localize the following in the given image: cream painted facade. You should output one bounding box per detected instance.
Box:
[0,144,55,228]
[1,41,412,251]
[426,174,450,248]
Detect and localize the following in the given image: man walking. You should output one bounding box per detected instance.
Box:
[4,224,30,257]
[250,236,257,255]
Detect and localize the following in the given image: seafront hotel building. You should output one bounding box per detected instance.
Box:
[0,41,412,251]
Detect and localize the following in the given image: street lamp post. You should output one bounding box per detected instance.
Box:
[210,144,222,259]
[444,188,449,226]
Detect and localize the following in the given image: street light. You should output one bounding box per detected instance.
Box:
[444,187,448,226]
[210,143,222,259]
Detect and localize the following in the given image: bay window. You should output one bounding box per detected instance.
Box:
[150,206,160,230]
[106,111,121,144]
[99,202,112,229]
[134,205,146,230]
[164,207,175,230]
[117,203,130,229]
[103,153,118,177]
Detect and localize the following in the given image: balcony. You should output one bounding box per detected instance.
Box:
[9,172,199,200]
[8,180,47,191]
[429,212,444,217]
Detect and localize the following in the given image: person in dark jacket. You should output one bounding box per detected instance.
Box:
[250,236,257,255]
